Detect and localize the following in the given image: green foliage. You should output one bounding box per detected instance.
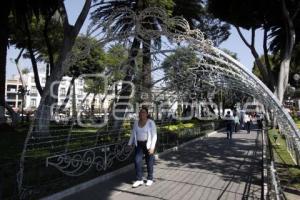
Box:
[91,0,230,47]
[268,129,300,189]
[208,0,300,55]
[252,54,280,84]
[9,14,64,63]
[148,0,175,15]
[82,44,129,94]
[163,122,194,132]
[105,44,128,81]
[21,68,30,74]
[66,36,105,78]
[161,46,200,88]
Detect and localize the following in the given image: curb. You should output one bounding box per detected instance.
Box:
[41,129,220,200]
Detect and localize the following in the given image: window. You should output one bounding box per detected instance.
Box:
[61,80,66,85]
[60,88,66,96]
[31,86,37,96]
[41,78,46,84]
[31,77,35,83]
[30,99,36,107]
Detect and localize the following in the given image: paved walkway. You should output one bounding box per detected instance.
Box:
[63,129,263,200]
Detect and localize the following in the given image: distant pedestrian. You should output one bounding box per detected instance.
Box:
[256,113,263,130]
[128,106,157,188]
[244,113,251,134]
[233,113,240,132]
[225,111,234,139]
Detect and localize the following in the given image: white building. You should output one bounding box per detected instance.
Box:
[5,72,116,114]
[5,76,23,111]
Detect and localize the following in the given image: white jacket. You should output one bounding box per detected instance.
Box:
[128,119,157,150]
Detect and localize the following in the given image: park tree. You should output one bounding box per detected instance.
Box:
[90,0,230,131]
[32,0,91,135]
[83,44,131,116]
[8,0,92,134]
[0,0,92,132]
[59,36,106,116]
[0,0,62,125]
[161,47,202,116]
[9,13,64,96]
[208,0,300,104]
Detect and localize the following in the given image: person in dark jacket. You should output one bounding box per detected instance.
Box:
[225,111,234,139]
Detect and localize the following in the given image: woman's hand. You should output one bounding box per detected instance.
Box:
[148,148,154,155]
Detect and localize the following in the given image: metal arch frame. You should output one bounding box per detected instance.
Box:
[18,6,300,198]
[89,6,300,140]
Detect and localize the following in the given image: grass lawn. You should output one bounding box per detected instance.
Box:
[268,129,300,190]
[296,120,300,129]
[163,122,195,132]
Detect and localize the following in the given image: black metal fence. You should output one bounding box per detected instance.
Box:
[1,120,224,199]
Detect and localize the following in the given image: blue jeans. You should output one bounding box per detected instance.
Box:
[134,141,155,181]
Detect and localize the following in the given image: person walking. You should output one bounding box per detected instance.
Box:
[244,113,251,134]
[225,111,234,139]
[233,113,240,133]
[128,106,157,188]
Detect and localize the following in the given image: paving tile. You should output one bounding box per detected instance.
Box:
[62,130,262,200]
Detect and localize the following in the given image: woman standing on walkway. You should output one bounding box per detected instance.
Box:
[128,106,157,188]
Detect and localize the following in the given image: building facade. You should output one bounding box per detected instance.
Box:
[5,72,115,115]
[5,76,23,111]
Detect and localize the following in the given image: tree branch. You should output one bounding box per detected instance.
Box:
[72,0,92,36]
[236,26,273,91]
[24,16,43,96]
[292,1,300,20]
[235,26,251,48]
[58,3,71,32]
[14,48,25,86]
[43,14,55,75]
[263,27,271,72]
[263,26,275,90]
[251,28,256,48]
[58,77,75,112]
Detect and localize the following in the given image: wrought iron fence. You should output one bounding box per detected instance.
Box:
[264,128,287,200]
[1,120,221,199]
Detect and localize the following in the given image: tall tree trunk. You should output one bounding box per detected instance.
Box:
[141,39,152,103]
[100,93,108,112]
[59,77,75,112]
[24,16,44,96]
[276,0,296,104]
[108,38,141,131]
[236,27,275,92]
[91,94,96,116]
[72,80,77,119]
[5,102,20,126]
[0,5,9,125]
[81,92,90,108]
[33,0,91,135]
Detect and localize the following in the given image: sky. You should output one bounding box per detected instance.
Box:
[6,0,264,79]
